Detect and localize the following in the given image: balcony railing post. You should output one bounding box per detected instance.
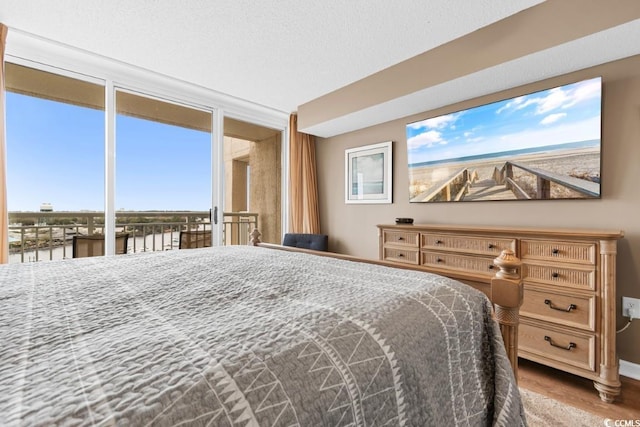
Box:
[87,216,95,235]
[132,228,138,253]
[48,225,53,261]
[20,228,25,263]
[63,227,68,259]
[35,228,40,261]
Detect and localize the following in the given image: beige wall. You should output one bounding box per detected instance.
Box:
[315,55,640,364]
[298,0,640,134]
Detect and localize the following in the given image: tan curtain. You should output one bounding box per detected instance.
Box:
[289,114,320,234]
[0,24,8,264]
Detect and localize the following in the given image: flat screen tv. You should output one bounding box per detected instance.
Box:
[406,76,602,203]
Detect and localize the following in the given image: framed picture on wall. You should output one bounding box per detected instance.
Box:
[345,141,392,204]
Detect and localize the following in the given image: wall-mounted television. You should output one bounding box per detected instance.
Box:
[406,77,602,203]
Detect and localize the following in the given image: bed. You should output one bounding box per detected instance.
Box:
[0,236,527,426]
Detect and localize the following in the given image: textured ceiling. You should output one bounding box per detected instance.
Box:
[4,1,639,137]
[0,0,545,115]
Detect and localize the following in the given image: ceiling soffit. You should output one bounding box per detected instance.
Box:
[6,62,279,141]
[298,0,640,137]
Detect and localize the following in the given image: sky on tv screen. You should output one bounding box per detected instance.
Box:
[406,77,602,167]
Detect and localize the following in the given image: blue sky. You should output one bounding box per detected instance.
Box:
[6,92,211,212]
[406,77,602,166]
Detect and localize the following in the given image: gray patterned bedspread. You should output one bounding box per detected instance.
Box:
[0,245,526,426]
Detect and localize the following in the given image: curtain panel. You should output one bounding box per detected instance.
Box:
[288,114,320,234]
[0,23,8,264]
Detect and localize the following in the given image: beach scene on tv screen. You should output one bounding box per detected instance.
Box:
[406,77,602,203]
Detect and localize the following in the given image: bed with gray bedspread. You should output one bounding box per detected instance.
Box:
[0,245,526,426]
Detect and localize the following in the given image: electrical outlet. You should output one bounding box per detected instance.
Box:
[622,297,640,319]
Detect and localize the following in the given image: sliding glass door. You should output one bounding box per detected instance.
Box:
[4,56,285,262]
[114,90,213,253]
[5,63,105,262]
[4,62,219,261]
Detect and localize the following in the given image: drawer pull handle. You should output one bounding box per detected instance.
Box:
[397,237,404,241]
[544,299,577,312]
[398,253,404,258]
[552,248,560,255]
[551,272,560,279]
[488,265,495,270]
[435,240,443,245]
[488,244,495,249]
[436,258,443,263]
[544,335,576,351]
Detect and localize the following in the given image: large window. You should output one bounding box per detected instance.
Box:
[6,63,105,212]
[5,63,216,261]
[4,52,286,262]
[115,90,212,252]
[6,63,105,262]
[115,91,212,211]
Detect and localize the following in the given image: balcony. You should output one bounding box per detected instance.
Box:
[8,211,258,263]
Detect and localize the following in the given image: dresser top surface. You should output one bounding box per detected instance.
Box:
[378,224,624,240]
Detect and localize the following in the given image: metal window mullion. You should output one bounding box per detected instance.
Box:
[281,128,289,238]
[212,108,223,246]
[104,81,116,255]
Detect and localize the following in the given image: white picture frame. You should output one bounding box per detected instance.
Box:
[345,141,392,204]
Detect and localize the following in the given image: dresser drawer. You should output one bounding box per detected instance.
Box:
[521,287,596,331]
[421,251,498,277]
[522,263,596,291]
[519,322,596,372]
[421,233,516,256]
[521,239,597,265]
[377,224,623,398]
[382,230,419,248]
[382,247,419,265]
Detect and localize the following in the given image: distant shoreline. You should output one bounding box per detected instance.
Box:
[409,146,599,171]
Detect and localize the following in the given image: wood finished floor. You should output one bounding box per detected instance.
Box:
[518,358,640,421]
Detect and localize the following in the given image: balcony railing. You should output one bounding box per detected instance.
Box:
[8,211,258,263]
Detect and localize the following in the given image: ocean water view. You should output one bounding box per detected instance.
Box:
[409,139,600,169]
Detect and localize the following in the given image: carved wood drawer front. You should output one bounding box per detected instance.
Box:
[521,287,596,331]
[383,248,419,265]
[421,251,498,277]
[519,321,596,372]
[520,240,597,265]
[522,264,596,291]
[383,230,419,248]
[421,234,516,256]
[377,224,623,398]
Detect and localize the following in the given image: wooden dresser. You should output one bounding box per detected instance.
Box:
[378,223,624,402]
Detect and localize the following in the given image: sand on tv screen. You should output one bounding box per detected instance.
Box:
[406,77,602,203]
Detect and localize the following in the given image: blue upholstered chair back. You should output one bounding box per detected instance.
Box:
[282,233,328,251]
